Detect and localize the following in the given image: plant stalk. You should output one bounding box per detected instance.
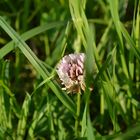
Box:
[75,91,81,137]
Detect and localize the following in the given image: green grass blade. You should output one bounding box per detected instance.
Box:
[108,0,129,78]
[108,0,123,48]
[87,113,95,140]
[81,104,87,137]
[0,21,66,59]
[22,0,31,31]
[0,16,76,116]
[120,23,140,61]
[17,93,31,140]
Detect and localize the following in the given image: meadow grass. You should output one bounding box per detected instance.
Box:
[0,0,140,139]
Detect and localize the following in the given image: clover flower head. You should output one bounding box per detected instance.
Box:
[56,53,85,93]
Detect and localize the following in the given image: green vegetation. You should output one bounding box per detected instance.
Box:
[0,0,140,139]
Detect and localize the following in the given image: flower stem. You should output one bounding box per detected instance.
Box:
[75,91,81,137]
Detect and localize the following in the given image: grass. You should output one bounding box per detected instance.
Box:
[0,0,140,139]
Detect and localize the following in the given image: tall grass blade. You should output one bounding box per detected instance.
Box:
[0,16,76,116]
[17,93,31,140]
[120,23,140,61]
[0,21,66,59]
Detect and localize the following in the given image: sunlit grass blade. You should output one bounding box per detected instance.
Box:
[102,81,120,132]
[108,0,129,78]
[87,113,95,140]
[120,23,140,61]
[97,20,112,58]
[108,0,123,48]
[97,46,120,132]
[28,103,48,139]
[0,61,13,133]
[94,47,116,82]
[69,0,87,47]
[81,104,87,137]
[17,93,31,140]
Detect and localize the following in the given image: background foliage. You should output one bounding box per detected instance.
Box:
[0,0,140,139]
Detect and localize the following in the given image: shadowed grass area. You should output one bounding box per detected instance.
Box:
[0,0,140,139]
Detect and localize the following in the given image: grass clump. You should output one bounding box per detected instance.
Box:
[0,0,140,139]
